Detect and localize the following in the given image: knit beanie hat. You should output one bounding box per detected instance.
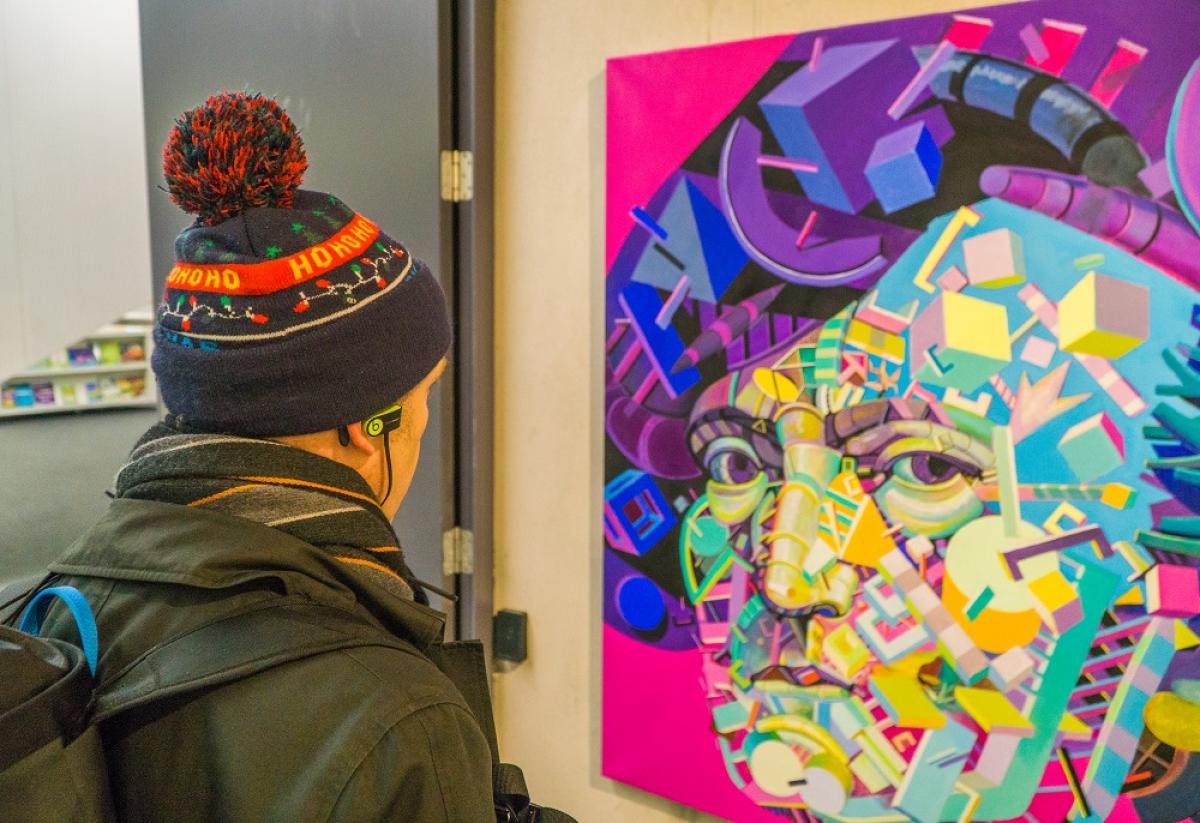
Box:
[151,91,451,437]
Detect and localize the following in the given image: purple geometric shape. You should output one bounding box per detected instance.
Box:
[905,102,955,147]
[604,373,701,480]
[759,39,921,214]
[719,118,895,287]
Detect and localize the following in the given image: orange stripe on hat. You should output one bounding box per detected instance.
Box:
[165,214,381,296]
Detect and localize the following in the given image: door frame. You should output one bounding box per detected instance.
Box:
[439,0,495,655]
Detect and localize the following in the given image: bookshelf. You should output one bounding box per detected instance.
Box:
[0,310,157,419]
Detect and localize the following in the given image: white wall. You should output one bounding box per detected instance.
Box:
[0,0,152,378]
[490,1,1025,820]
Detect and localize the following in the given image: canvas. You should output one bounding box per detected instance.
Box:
[602,2,1200,821]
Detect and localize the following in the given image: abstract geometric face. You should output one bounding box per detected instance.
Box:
[604,3,1200,821]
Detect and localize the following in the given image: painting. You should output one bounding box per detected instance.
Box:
[602,2,1200,820]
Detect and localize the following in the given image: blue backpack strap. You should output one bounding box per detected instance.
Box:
[19,585,100,676]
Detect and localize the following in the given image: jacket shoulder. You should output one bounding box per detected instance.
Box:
[103,637,487,822]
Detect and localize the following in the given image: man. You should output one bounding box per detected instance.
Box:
[31,91,522,821]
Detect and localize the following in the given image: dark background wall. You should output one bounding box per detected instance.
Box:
[0,409,159,589]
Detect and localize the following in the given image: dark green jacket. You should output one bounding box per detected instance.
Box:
[38,498,496,822]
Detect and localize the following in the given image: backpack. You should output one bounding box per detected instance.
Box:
[0,586,113,821]
[0,583,573,823]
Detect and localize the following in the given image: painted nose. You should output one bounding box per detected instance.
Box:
[765,403,841,610]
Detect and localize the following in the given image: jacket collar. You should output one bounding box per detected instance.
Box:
[49,498,446,650]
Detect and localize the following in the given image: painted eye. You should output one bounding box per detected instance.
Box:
[892,454,965,485]
[704,438,763,485]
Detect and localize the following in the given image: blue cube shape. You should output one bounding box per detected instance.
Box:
[604,470,677,555]
[864,122,943,214]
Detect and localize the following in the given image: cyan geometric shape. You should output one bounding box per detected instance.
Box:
[603,469,677,555]
[1057,413,1124,483]
[892,716,975,821]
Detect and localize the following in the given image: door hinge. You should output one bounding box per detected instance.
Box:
[442,526,475,575]
[439,149,474,202]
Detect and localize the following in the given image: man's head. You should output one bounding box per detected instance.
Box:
[150,91,451,511]
[273,358,447,518]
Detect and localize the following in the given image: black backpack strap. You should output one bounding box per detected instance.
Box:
[94,598,418,723]
[423,643,576,822]
[426,640,500,762]
[493,762,577,823]
[0,572,59,625]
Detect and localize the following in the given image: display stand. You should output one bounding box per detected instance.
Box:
[0,309,156,419]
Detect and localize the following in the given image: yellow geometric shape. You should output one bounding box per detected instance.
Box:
[1042,501,1086,535]
[870,673,947,729]
[954,687,1036,737]
[753,367,801,402]
[852,725,906,786]
[824,623,872,679]
[1177,619,1200,651]
[806,617,826,665]
[1027,568,1084,635]
[823,472,897,569]
[706,473,769,526]
[1144,692,1200,752]
[797,752,854,816]
[1100,483,1136,510]
[912,205,982,293]
[1058,272,1147,358]
[756,714,851,764]
[1114,584,1145,607]
[1056,712,1094,743]
[747,739,806,798]
[943,291,1013,363]
[845,319,906,364]
[848,752,890,793]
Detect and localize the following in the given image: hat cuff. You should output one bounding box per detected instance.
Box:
[152,261,451,436]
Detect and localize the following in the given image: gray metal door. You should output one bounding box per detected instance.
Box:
[139,0,452,611]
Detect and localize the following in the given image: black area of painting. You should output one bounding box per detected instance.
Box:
[602,445,688,602]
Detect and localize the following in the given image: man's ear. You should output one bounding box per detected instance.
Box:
[345,421,377,457]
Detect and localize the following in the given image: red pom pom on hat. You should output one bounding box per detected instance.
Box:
[162,91,308,225]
